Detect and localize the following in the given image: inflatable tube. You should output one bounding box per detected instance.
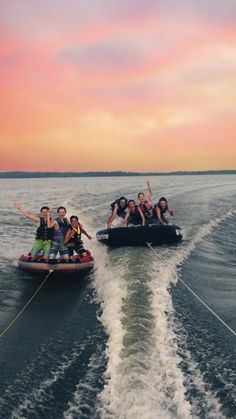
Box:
[96,225,183,246]
[17,255,94,275]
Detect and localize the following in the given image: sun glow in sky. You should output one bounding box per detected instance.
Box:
[1,0,236,171]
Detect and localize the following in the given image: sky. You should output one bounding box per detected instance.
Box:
[0,0,236,172]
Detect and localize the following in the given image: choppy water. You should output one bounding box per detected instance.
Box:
[0,175,236,419]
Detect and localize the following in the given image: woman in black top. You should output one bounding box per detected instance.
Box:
[121,200,145,226]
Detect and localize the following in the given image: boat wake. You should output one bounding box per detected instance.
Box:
[89,211,235,418]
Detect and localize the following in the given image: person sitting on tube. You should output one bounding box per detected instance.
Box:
[64,215,92,260]
[107,196,128,228]
[120,199,145,227]
[154,197,174,225]
[13,202,54,262]
[138,181,158,225]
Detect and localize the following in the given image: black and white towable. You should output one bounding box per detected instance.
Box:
[96,225,183,246]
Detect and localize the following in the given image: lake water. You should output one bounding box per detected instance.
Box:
[0,175,236,419]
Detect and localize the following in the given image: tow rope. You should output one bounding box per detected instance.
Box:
[146,242,236,338]
[0,270,53,338]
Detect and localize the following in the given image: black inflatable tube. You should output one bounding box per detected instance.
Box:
[96,225,183,247]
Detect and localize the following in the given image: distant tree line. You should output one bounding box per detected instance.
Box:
[0,170,235,178]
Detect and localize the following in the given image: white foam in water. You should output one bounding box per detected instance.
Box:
[61,202,79,219]
[174,344,226,419]
[161,210,235,285]
[63,202,100,232]
[1,178,235,419]
[8,208,234,419]
[63,350,104,419]
[143,262,192,419]
[143,212,236,418]
[94,254,191,419]
[147,258,225,419]
[88,242,130,418]
[78,202,108,214]
[10,343,86,419]
[94,212,234,419]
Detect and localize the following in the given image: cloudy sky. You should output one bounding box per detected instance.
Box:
[1,0,236,171]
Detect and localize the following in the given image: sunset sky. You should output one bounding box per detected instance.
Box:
[1,0,236,172]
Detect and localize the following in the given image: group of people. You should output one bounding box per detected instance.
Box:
[13,181,173,261]
[14,203,92,263]
[107,181,174,228]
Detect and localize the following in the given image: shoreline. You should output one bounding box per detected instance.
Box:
[0,170,236,179]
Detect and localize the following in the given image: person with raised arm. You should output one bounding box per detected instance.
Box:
[13,202,54,261]
[137,180,158,225]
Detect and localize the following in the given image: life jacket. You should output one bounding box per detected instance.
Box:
[68,223,82,245]
[139,201,153,219]
[35,217,54,241]
[55,217,70,237]
[128,206,143,225]
[154,203,168,221]
[111,198,128,218]
[56,217,70,230]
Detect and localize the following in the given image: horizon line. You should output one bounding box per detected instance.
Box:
[0,169,236,178]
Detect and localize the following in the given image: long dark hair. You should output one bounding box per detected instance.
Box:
[158,197,168,209]
[118,197,128,206]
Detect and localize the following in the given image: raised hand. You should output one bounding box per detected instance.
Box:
[13,202,21,210]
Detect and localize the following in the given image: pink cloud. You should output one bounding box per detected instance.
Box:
[0,1,236,170]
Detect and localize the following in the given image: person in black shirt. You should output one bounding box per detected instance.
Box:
[107,196,128,228]
[121,200,145,227]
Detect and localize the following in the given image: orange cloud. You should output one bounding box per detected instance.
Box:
[0,5,236,171]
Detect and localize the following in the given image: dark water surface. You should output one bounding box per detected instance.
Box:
[0,175,235,418]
